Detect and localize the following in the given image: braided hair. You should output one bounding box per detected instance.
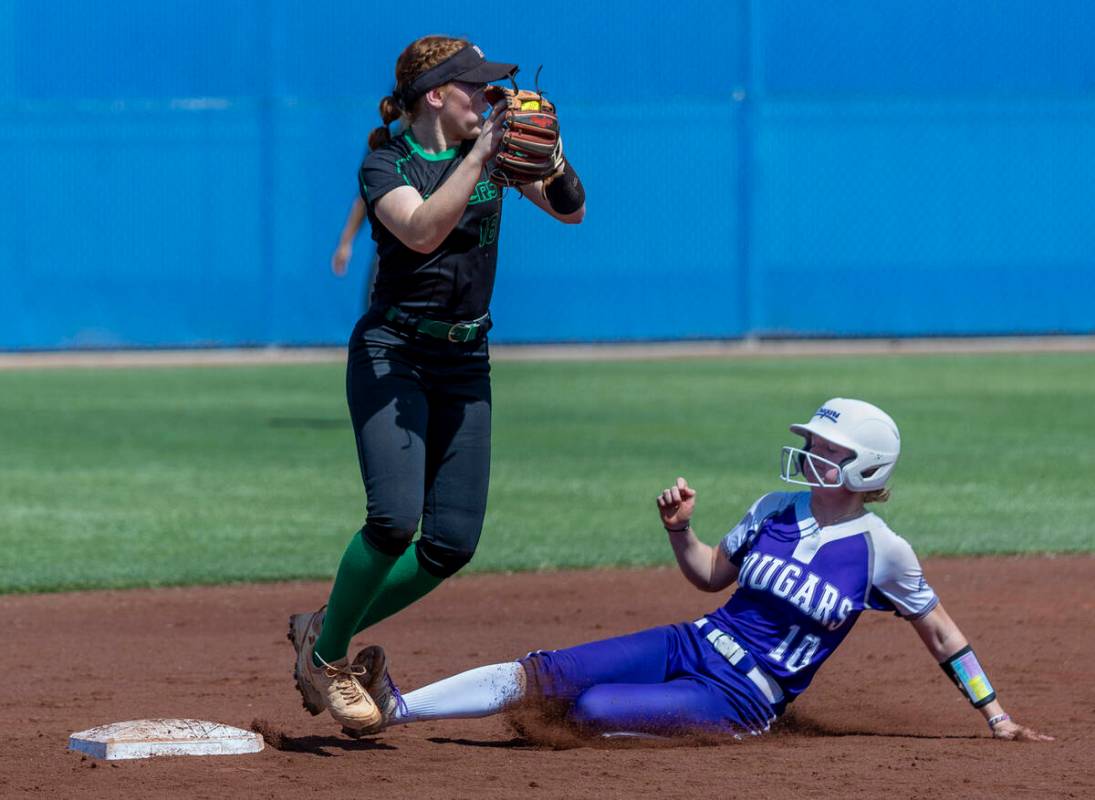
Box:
[367,35,469,151]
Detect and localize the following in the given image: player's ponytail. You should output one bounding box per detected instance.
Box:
[862,488,891,504]
[367,94,403,151]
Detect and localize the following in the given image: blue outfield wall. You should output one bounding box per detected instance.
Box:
[1,0,1093,349]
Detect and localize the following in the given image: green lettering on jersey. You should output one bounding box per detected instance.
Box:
[478,212,499,248]
[468,180,499,205]
[394,155,413,186]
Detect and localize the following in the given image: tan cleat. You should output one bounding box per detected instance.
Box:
[288,607,382,731]
[341,644,405,738]
[307,652,382,731]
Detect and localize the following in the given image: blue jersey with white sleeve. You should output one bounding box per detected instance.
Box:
[705,491,938,702]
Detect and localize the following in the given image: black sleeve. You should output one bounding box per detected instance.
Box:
[544,159,585,214]
[359,149,409,208]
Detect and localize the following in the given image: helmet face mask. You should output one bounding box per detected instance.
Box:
[780,445,845,488]
[779,398,901,493]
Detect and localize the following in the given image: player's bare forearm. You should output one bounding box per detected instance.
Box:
[667,530,738,592]
[658,477,735,592]
[377,155,490,253]
[406,155,489,250]
[667,528,717,590]
[910,603,1054,742]
[339,196,367,245]
[910,603,968,661]
[331,197,368,275]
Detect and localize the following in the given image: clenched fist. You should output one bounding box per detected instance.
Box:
[656,477,696,531]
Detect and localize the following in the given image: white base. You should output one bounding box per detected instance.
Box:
[69,719,264,761]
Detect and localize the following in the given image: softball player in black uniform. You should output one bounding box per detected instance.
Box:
[290,35,585,732]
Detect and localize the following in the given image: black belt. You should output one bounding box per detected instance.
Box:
[383,306,491,343]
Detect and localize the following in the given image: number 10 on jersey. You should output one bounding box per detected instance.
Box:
[768,625,821,673]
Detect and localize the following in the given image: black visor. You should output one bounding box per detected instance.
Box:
[397,44,517,109]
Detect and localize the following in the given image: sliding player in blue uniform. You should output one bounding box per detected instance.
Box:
[351,398,1052,741]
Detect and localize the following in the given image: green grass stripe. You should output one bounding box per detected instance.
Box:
[1,352,1093,593]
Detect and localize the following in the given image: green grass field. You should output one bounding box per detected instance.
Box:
[1,351,1093,593]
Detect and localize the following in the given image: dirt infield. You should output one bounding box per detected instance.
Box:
[3,557,1091,799]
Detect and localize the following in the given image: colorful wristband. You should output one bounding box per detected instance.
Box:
[939,645,997,708]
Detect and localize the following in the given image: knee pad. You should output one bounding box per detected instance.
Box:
[415,538,475,579]
[361,521,416,557]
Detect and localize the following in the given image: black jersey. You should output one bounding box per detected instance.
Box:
[359,131,502,321]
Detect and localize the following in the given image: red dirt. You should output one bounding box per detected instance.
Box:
[3,557,1091,799]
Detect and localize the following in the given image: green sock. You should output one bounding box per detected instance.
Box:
[353,545,444,634]
[313,531,399,665]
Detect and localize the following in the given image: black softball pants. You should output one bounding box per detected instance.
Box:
[346,306,492,578]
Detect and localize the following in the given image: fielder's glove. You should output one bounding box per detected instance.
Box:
[484,85,563,188]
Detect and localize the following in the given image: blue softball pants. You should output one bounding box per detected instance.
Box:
[520,621,783,737]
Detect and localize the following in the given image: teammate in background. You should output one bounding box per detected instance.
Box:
[330,196,366,277]
[330,194,379,313]
[352,399,1053,742]
[290,34,586,734]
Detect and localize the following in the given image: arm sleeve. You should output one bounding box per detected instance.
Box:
[359,149,411,208]
[868,529,939,619]
[719,492,797,566]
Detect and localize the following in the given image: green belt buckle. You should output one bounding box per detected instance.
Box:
[446,322,476,343]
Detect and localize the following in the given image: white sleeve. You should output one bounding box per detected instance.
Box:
[719,492,798,566]
[868,526,939,619]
